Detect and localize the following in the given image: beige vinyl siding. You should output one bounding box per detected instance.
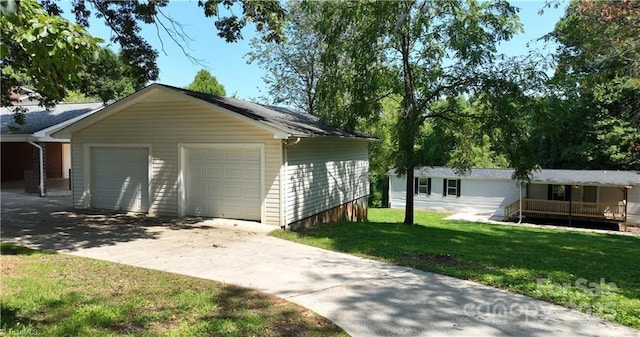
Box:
[71,90,282,225]
[286,138,369,224]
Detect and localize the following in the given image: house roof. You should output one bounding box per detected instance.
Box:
[53,84,374,140]
[387,166,640,186]
[1,102,104,139]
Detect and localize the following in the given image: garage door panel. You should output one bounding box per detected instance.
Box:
[91,147,148,212]
[185,147,261,220]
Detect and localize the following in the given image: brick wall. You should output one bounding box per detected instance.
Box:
[45,143,63,178]
[1,143,33,182]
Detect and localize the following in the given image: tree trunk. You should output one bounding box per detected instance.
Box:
[404,163,415,225]
[399,9,416,226]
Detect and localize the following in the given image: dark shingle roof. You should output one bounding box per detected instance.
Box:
[530,169,639,186]
[159,84,373,139]
[387,166,640,186]
[1,102,103,135]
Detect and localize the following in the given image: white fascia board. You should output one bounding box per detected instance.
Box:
[52,85,163,138]
[35,108,103,139]
[0,134,29,142]
[0,134,70,143]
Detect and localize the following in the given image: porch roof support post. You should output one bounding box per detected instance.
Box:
[624,187,629,222]
[518,184,523,224]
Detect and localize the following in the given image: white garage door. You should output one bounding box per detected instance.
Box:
[185,146,261,220]
[90,147,149,212]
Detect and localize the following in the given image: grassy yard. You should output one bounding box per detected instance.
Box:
[0,243,347,337]
[272,209,640,329]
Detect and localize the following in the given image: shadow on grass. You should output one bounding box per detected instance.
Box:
[291,216,640,302]
[202,286,344,337]
[0,303,37,329]
[0,243,48,256]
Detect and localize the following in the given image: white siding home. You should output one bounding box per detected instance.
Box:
[53,84,372,229]
[388,167,640,229]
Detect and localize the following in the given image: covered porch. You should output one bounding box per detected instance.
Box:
[505,198,626,222]
[504,183,630,223]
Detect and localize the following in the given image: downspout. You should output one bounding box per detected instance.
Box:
[27,140,45,197]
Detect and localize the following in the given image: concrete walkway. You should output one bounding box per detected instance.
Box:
[2,192,639,337]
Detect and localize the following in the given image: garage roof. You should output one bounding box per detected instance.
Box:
[387,166,640,186]
[53,84,374,140]
[158,84,373,139]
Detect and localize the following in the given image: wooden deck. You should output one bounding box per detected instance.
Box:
[505,199,626,222]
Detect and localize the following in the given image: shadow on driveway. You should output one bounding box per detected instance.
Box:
[1,191,210,252]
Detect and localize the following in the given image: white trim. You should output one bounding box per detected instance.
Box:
[178,143,266,223]
[82,143,153,213]
[0,135,70,143]
[280,142,287,228]
[34,107,103,139]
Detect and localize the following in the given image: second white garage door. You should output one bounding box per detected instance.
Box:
[184,146,262,221]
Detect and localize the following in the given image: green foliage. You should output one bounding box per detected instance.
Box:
[2,0,285,107]
[273,209,640,329]
[417,98,509,170]
[198,0,286,43]
[540,0,640,170]
[0,0,101,106]
[246,1,322,114]
[313,0,530,223]
[78,48,142,103]
[186,69,227,96]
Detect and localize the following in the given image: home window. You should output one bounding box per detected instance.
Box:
[447,179,458,196]
[552,185,565,201]
[583,186,597,203]
[443,179,461,197]
[414,177,431,195]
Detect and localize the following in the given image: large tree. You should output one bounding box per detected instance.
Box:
[79,48,146,103]
[0,0,101,106]
[186,69,226,96]
[314,0,536,224]
[246,1,322,114]
[536,0,640,170]
[1,0,285,106]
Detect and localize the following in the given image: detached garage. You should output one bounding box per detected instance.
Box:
[54,84,372,229]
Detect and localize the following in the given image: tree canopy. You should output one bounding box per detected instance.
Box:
[1,0,285,106]
[247,1,322,114]
[312,0,535,224]
[533,0,640,170]
[186,69,227,96]
[0,0,101,106]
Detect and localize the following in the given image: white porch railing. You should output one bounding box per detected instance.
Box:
[504,199,626,221]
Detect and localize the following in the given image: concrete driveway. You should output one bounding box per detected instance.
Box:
[2,191,639,337]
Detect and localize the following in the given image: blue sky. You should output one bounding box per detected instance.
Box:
[60,1,567,101]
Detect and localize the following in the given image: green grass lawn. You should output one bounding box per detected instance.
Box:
[272,209,640,329]
[0,243,347,337]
